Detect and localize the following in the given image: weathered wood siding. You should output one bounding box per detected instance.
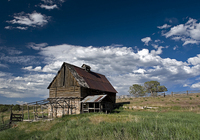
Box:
[49,65,81,98]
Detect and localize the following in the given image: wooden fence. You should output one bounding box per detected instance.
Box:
[0,123,11,131]
[117,90,200,99]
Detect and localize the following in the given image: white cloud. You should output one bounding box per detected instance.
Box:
[4,26,12,30]
[182,38,200,46]
[171,36,181,41]
[173,45,178,50]
[188,54,200,65]
[16,101,27,105]
[27,42,48,50]
[164,24,188,38]
[16,26,28,30]
[154,39,164,43]
[2,43,200,98]
[191,82,200,89]
[5,26,28,30]
[0,56,39,65]
[165,17,179,24]
[41,0,65,4]
[40,4,58,10]
[151,44,158,49]
[0,47,38,65]
[19,44,200,95]
[0,64,8,68]
[6,11,50,29]
[141,37,152,46]
[157,24,171,29]
[162,18,200,46]
[0,47,23,55]
[39,0,65,10]
[0,72,54,98]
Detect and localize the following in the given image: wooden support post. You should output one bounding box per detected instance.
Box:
[22,105,24,121]
[81,103,83,114]
[34,106,36,120]
[94,103,95,112]
[71,99,72,114]
[74,99,76,114]
[41,105,44,118]
[67,99,69,115]
[27,105,30,120]
[10,106,12,122]
[63,102,65,116]
[187,90,189,96]
[51,105,53,119]
[99,103,101,112]
[55,107,57,118]
[171,92,173,97]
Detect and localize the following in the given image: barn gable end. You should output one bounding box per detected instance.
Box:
[48,63,82,98]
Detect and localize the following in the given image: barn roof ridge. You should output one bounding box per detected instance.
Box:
[64,62,105,76]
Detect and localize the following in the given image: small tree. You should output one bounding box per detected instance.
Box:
[144,81,167,97]
[129,84,145,97]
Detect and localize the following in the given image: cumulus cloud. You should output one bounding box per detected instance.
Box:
[141,37,152,46]
[0,56,39,65]
[165,17,179,24]
[0,72,54,98]
[188,54,200,65]
[6,11,50,29]
[0,47,38,65]
[173,45,178,50]
[27,42,48,50]
[191,82,200,89]
[16,101,27,105]
[40,4,58,10]
[161,18,200,46]
[2,43,200,98]
[0,47,23,55]
[157,24,172,29]
[20,44,200,95]
[0,64,8,68]
[39,0,65,10]
[41,0,65,4]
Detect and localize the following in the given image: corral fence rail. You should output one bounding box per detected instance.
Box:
[171,90,200,96]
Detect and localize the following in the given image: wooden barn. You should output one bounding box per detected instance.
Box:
[47,62,117,117]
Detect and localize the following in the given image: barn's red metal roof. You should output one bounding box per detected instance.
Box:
[73,65,117,93]
[47,62,117,93]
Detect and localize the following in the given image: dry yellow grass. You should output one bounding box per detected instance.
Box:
[88,114,140,124]
[117,93,200,112]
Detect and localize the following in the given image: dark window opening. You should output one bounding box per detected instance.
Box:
[95,103,99,108]
[89,103,94,108]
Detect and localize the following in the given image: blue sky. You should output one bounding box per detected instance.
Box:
[1,0,200,104]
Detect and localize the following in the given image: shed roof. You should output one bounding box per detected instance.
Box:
[81,95,107,103]
[48,62,117,93]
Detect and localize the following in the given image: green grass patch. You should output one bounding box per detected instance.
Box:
[1,110,200,140]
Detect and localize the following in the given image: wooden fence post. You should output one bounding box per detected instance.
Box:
[187,90,188,96]
[22,105,24,121]
[27,105,30,120]
[171,92,173,97]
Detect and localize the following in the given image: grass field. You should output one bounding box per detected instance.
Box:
[0,93,200,140]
